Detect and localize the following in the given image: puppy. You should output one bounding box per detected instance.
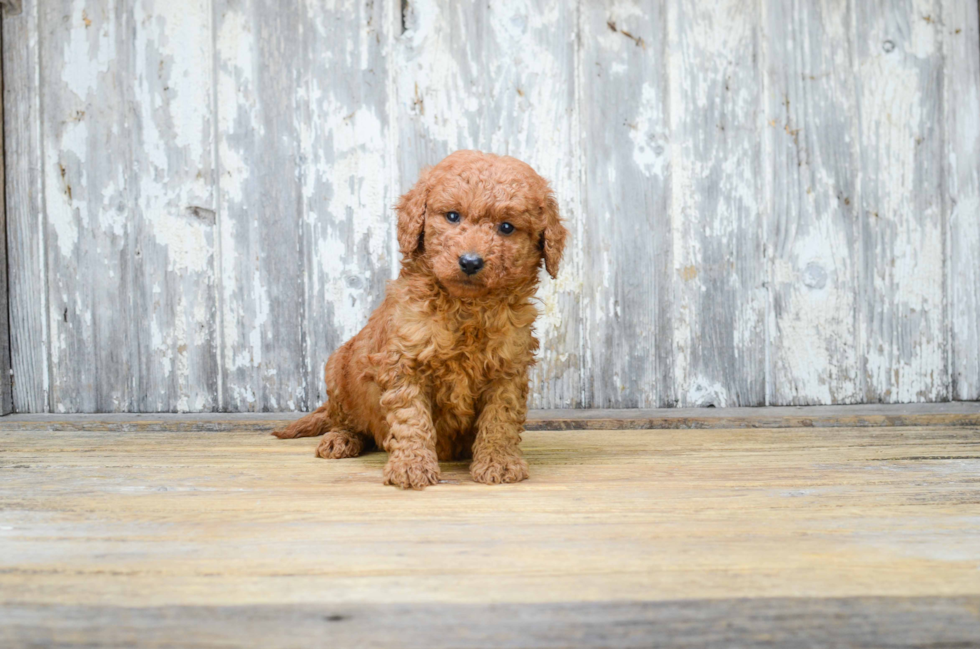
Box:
[274,150,568,489]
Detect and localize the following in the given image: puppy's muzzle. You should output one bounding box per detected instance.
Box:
[458,253,485,276]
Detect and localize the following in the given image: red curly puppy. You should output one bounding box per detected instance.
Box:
[273,150,568,489]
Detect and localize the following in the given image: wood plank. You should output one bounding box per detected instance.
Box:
[667,0,767,407]
[36,0,217,412]
[214,0,308,411]
[129,0,219,412]
[2,0,48,412]
[393,0,582,408]
[297,0,394,410]
[214,0,392,412]
[4,1,979,414]
[764,0,861,405]
[854,0,947,402]
[3,597,979,648]
[579,0,673,408]
[38,0,134,411]
[943,0,980,400]
[0,426,977,612]
[0,14,11,415]
[2,402,979,432]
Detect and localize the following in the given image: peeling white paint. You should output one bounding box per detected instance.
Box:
[61,4,116,100]
[11,0,979,413]
[151,214,211,273]
[685,378,730,408]
[630,83,667,178]
[396,0,479,150]
[46,120,88,259]
[857,3,946,402]
[151,320,172,379]
[244,267,270,370]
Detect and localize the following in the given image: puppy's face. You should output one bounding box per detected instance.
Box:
[396,151,567,299]
[422,182,543,298]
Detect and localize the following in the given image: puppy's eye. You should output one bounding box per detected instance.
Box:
[446,211,461,223]
[498,222,515,235]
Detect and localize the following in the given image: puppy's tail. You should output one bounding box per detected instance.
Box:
[272,402,333,439]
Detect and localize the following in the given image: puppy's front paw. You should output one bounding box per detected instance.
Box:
[384,453,441,490]
[470,453,529,485]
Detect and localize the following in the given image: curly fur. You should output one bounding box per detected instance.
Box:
[273,151,568,489]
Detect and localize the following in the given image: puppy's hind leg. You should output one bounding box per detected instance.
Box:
[273,399,371,458]
[272,402,334,439]
[316,430,373,459]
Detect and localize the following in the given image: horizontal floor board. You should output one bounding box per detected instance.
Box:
[1,426,978,604]
[3,423,979,646]
[2,402,979,432]
[3,597,980,649]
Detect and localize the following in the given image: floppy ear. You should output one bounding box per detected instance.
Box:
[396,168,431,257]
[540,193,568,279]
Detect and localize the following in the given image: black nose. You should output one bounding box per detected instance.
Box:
[458,253,485,276]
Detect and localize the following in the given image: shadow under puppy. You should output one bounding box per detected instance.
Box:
[274,150,568,489]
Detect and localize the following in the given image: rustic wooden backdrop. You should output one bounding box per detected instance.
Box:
[2,0,979,413]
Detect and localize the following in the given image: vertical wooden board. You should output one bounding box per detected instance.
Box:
[4,0,972,413]
[853,0,946,402]
[764,0,861,405]
[667,0,767,407]
[215,0,308,411]
[942,0,980,400]
[3,0,48,412]
[38,0,217,412]
[579,1,672,408]
[131,0,218,412]
[298,0,394,409]
[394,0,583,408]
[0,15,11,415]
[485,1,581,409]
[39,0,137,411]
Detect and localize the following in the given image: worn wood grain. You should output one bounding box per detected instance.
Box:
[3,598,980,649]
[297,0,394,410]
[129,0,219,412]
[2,0,47,412]
[764,0,861,405]
[35,0,217,412]
[394,0,583,408]
[943,0,980,401]
[214,0,308,412]
[668,0,767,407]
[580,1,673,408]
[0,425,978,643]
[1,1,22,17]
[3,0,980,413]
[2,402,979,432]
[854,0,947,402]
[0,16,11,416]
[38,0,134,412]
[214,0,392,413]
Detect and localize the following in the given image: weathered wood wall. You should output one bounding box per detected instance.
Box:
[0,10,12,415]
[2,0,979,413]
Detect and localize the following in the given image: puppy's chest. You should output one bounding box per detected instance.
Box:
[424,330,507,416]
[421,318,529,387]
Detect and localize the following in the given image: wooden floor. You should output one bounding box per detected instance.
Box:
[2,408,980,647]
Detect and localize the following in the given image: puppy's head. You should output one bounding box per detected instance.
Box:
[396,150,568,299]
